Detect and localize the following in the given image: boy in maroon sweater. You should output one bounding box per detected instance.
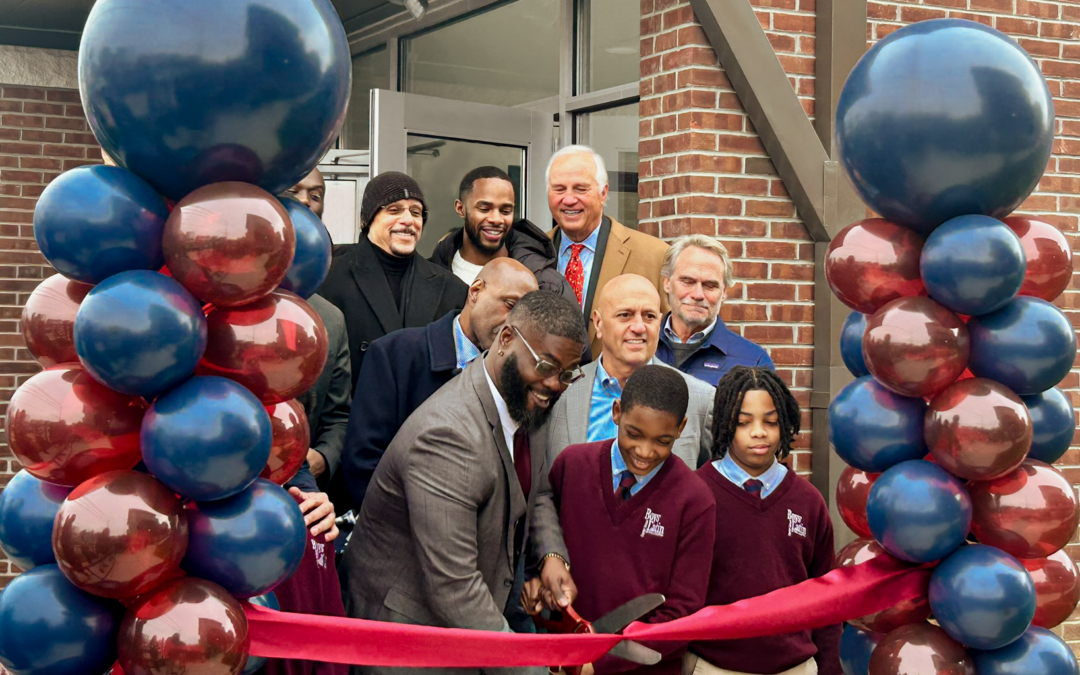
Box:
[689,366,840,675]
[528,365,716,675]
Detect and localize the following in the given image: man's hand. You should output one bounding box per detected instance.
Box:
[539,555,577,610]
[287,487,339,542]
[306,449,327,478]
[521,577,545,616]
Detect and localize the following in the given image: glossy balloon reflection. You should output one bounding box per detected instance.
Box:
[199,289,329,404]
[836,538,931,632]
[21,274,93,368]
[839,624,879,675]
[261,399,310,485]
[836,467,877,538]
[6,364,146,486]
[828,377,927,473]
[920,215,1026,316]
[118,577,249,675]
[929,545,1036,650]
[868,623,975,675]
[0,564,123,675]
[241,593,279,675]
[840,311,870,378]
[836,20,1054,236]
[79,0,351,201]
[74,270,208,398]
[277,197,332,299]
[0,470,71,570]
[968,460,1080,559]
[141,377,272,502]
[863,297,969,398]
[1005,216,1074,302]
[925,378,1032,481]
[164,183,295,307]
[1022,549,1080,629]
[53,471,188,599]
[972,627,1080,675]
[825,219,925,314]
[1022,387,1075,465]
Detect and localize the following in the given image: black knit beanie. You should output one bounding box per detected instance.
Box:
[361,171,427,230]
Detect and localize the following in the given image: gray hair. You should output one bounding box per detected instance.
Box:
[661,235,735,289]
[545,144,609,189]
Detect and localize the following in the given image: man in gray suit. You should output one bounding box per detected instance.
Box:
[547,274,715,469]
[340,291,586,675]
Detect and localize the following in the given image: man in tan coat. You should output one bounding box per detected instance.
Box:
[546,144,669,358]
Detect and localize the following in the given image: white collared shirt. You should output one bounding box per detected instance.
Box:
[483,361,519,460]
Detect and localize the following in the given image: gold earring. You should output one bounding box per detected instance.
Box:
[498,350,504,356]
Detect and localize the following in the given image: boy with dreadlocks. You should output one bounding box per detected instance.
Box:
[686,366,840,675]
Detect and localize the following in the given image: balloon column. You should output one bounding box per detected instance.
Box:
[0,1,349,674]
[831,19,1078,675]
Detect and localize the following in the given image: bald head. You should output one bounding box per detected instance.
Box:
[285,168,325,217]
[462,258,539,351]
[594,274,663,381]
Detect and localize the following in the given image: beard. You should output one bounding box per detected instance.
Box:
[498,354,557,432]
[464,216,509,255]
[673,301,719,332]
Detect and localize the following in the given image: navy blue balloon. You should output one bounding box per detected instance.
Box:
[182,479,306,598]
[74,270,207,398]
[929,545,1036,650]
[278,197,332,299]
[828,376,927,472]
[1023,387,1074,464]
[840,624,880,675]
[836,20,1054,236]
[0,564,122,675]
[33,165,169,285]
[141,376,272,501]
[972,627,1079,675]
[79,0,351,201]
[0,471,71,571]
[242,591,281,675]
[840,312,870,378]
[968,297,1077,395]
[867,460,972,563]
[921,215,1026,316]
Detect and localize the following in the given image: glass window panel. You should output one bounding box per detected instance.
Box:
[402,0,560,106]
[579,0,639,94]
[342,47,390,150]
[579,103,639,229]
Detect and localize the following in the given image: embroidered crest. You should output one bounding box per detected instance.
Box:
[641,508,665,538]
[787,509,807,538]
[312,538,328,569]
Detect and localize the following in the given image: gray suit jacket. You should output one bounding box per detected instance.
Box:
[339,358,565,675]
[546,358,716,470]
[298,294,351,486]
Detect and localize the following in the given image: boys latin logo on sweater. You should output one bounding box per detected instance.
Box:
[787,509,807,538]
[641,508,665,538]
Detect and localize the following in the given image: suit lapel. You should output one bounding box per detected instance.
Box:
[404,260,446,328]
[568,361,599,444]
[349,238,404,334]
[585,218,630,344]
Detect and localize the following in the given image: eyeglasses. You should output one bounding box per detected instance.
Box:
[510,325,585,386]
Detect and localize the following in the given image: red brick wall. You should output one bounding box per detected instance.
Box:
[0,84,100,588]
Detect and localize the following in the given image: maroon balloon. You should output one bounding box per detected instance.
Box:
[52,470,188,599]
[6,364,147,486]
[825,218,926,314]
[969,460,1080,559]
[863,297,969,399]
[163,182,295,307]
[260,399,310,485]
[1004,216,1073,302]
[836,467,878,538]
[1023,549,1080,629]
[20,273,93,368]
[869,623,974,675]
[836,537,932,632]
[118,577,249,675]
[925,378,1032,482]
[198,290,328,404]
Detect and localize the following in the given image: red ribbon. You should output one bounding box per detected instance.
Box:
[246,557,929,668]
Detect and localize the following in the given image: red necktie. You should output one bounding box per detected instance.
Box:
[743,478,764,498]
[565,243,586,305]
[616,470,636,501]
[514,429,532,498]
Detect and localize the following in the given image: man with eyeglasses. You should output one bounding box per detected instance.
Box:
[339,291,586,675]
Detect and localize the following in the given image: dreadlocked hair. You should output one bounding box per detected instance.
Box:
[708,366,800,462]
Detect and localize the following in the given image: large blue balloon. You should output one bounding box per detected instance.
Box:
[972,627,1079,675]
[840,312,870,378]
[840,623,880,675]
[242,591,281,675]
[920,215,1026,316]
[78,0,351,201]
[278,197,332,299]
[929,545,1036,650]
[968,297,1077,395]
[867,460,972,563]
[828,376,927,472]
[836,20,1054,236]
[0,471,71,571]
[1023,387,1074,464]
[74,270,207,398]
[182,479,306,598]
[33,165,169,285]
[0,564,123,675]
[142,376,272,501]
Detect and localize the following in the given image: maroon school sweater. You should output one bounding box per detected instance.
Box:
[691,466,841,675]
[550,440,717,675]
